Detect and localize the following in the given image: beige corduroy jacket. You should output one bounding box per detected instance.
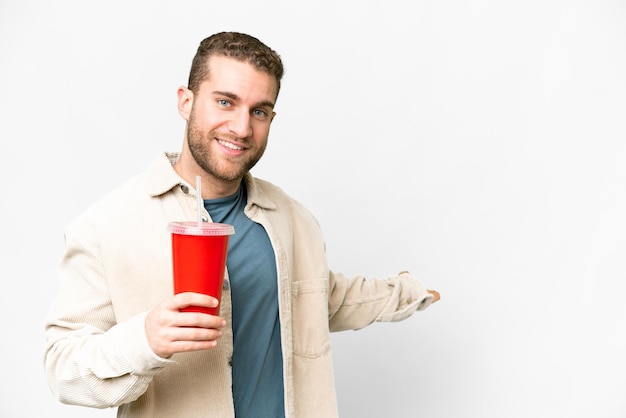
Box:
[44,152,434,418]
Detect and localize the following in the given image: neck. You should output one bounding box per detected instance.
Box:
[173,160,243,200]
[197,175,242,199]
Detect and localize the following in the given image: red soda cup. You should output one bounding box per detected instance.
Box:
[167,221,235,315]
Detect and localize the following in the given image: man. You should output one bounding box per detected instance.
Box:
[44,31,440,418]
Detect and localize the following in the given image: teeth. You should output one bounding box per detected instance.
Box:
[218,139,243,150]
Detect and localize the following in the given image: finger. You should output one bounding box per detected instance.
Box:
[145,310,225,357]
[151,333,222,357]
[172,292,220,310]
[167,339,220,353]
[172,325,224,342]
[428,289,440,302]
[175,311,227,329]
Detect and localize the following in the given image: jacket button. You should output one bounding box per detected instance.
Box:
[222,280,230,290]
[180,185,189,194]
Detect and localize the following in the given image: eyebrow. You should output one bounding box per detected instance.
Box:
[213,90,275,110]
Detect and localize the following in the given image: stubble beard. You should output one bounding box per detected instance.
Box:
[187,116,267,182]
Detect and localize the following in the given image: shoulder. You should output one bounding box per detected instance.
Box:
[246,175,323,229]
[248,176,312,213]
[66,158,165,237]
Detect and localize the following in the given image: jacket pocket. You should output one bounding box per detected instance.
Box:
[291,278,331,358]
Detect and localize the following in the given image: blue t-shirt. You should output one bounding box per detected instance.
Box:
[204,182,284,418]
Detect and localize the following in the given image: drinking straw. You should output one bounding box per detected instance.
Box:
[196,175,203,227]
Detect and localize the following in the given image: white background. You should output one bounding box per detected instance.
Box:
[1,0,626,417]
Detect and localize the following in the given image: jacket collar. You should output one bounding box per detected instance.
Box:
[243,172,277,210]
[147,152,276,211]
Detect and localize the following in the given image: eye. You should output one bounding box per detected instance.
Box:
[253,108,268,119]
[217,99,231,107]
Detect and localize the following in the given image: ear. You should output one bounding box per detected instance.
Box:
[177,86,194,121]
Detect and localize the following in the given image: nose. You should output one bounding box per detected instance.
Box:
[227,109,253,138]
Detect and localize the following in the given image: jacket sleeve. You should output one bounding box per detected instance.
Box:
[43,230,172,408]
[327,270,434,332]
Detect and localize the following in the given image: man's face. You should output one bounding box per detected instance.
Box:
[181,55,278,183]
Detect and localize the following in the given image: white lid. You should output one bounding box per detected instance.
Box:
[167,221,235,236]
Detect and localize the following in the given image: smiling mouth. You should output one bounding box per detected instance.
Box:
[217,139,244,151]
